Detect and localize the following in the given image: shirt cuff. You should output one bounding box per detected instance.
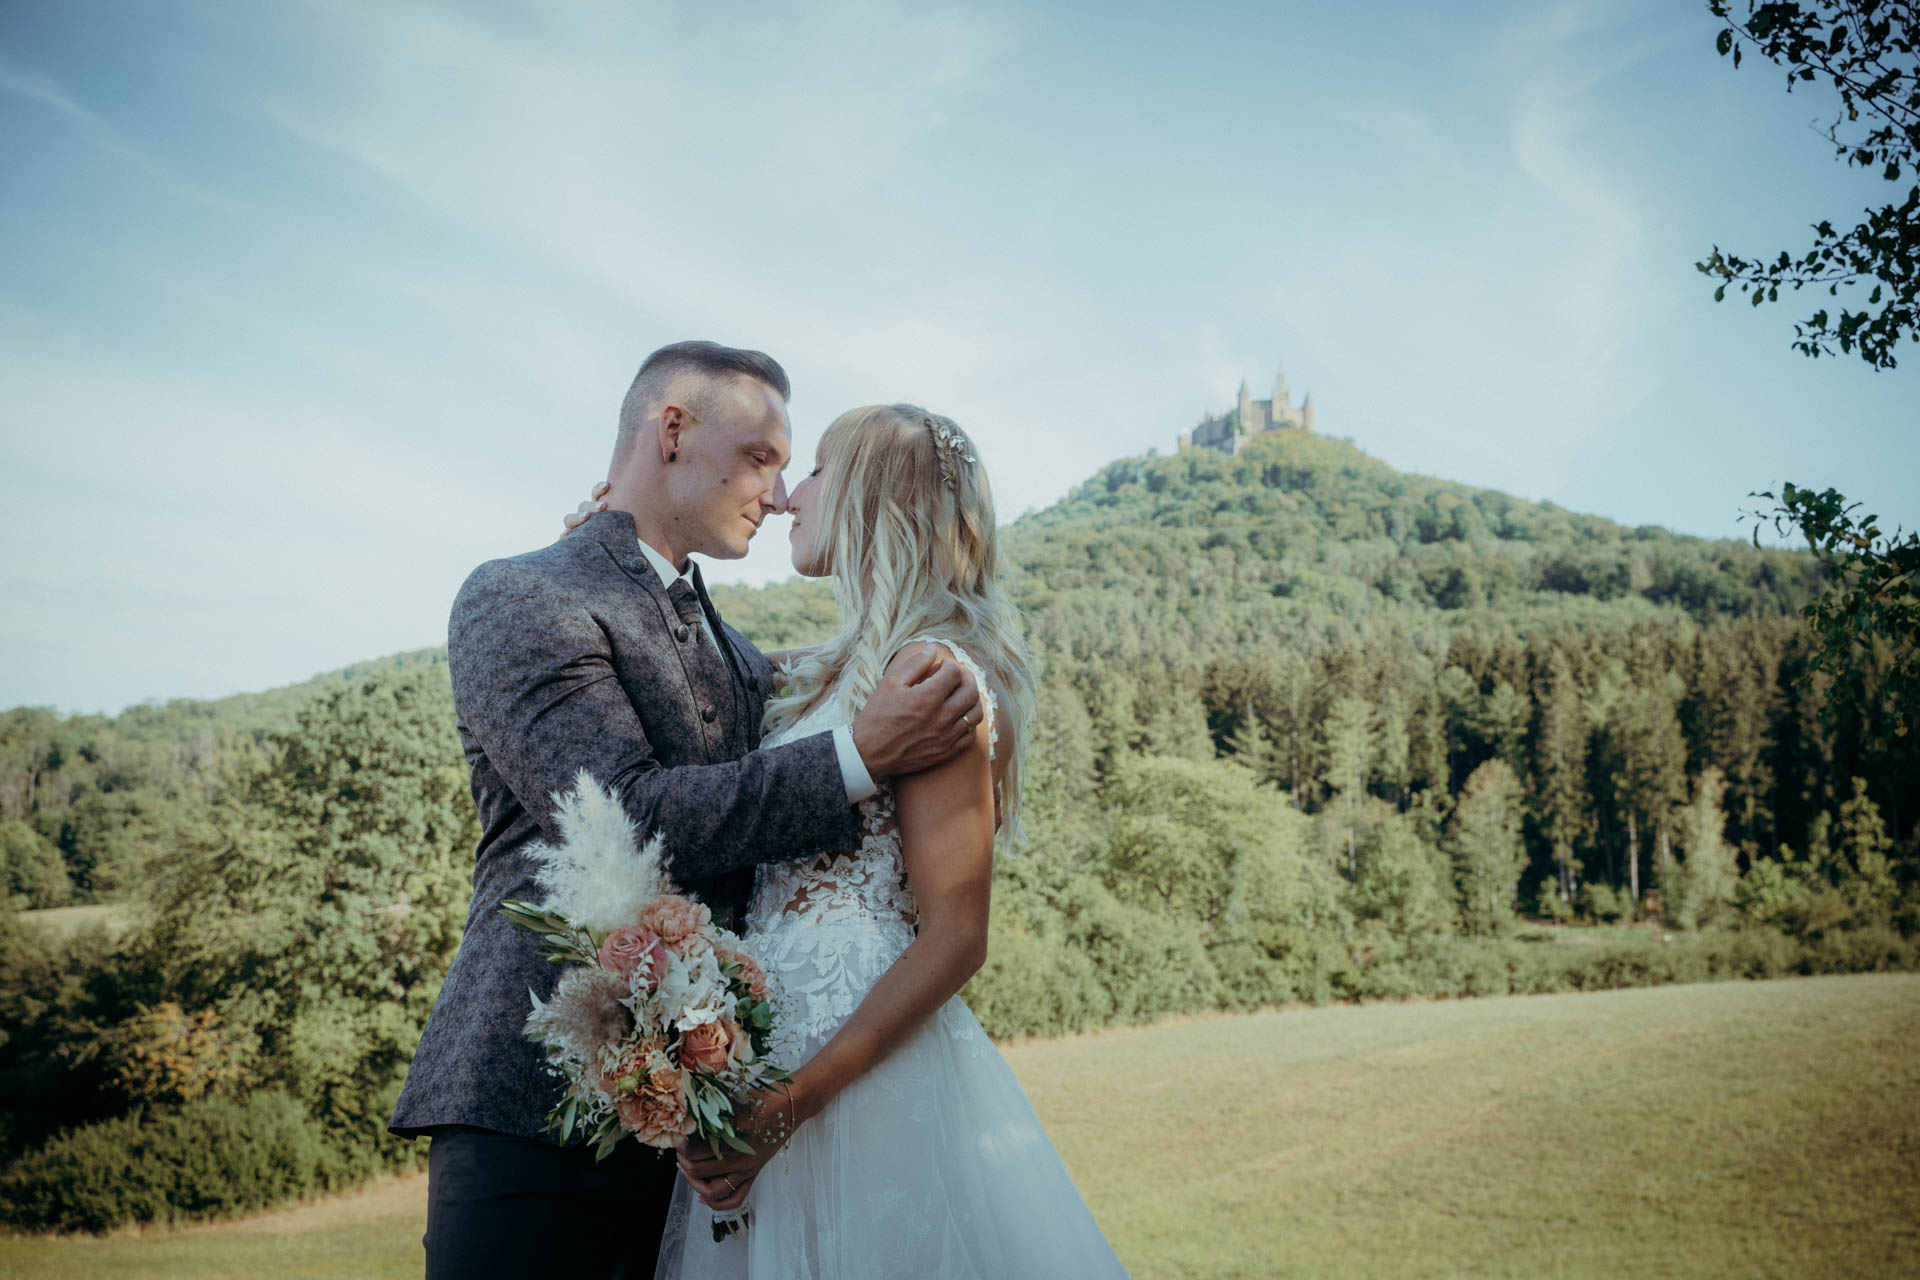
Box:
[832,724,879,804]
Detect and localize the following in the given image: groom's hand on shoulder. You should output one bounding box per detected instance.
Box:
[850,645,982,779]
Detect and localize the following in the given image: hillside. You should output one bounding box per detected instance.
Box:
[713,430,1818,652]
[0,432,1874,911]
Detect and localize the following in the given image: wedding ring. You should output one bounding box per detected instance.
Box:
[723,1175,739,1194]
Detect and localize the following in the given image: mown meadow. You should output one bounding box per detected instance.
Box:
[2,973,1913,1279]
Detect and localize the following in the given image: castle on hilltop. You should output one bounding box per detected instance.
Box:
[1179,363,1315,454]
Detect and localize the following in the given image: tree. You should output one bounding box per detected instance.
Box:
[1700,1,1919,369]
[143,669,475,1138]
[1702,2,1920,715]
[1224,702,1280,785]
[0,819,71,909]
[1748,483,1920,713]
[1319,695,1373,875]
[1351,803,1457,939]
[1449,760,1526,936]
[1669,767,1740,929]
[1836,776,1899,919]
[1530,652,1591,907]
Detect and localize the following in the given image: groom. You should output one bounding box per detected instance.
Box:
[390,341,982,1278]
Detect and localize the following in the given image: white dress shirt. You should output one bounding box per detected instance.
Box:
[637,536,877,805]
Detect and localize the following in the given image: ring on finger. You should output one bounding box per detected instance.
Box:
[722,1175,739,1194]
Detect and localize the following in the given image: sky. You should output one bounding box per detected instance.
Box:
[2,0,1913,715]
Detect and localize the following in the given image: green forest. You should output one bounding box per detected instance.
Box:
[3,430,1914,1233]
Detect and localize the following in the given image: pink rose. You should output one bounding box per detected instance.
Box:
[599,926,670,987]
[676,1018,737,1075]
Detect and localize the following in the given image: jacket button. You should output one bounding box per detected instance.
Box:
[701,705,717,723]
[675,625,691,642]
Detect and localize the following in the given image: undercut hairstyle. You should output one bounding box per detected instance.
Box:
[616,340,791,451]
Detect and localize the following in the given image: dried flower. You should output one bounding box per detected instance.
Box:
[526,965,631,1065]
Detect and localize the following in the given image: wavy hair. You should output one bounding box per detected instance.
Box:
[765,404,1038,841]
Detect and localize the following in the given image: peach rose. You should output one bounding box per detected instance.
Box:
[598,926,670,988]
[718,949,769,1002]
[612,1063,695,1147]
[635,895,713,948]
[676,1018,737,1075]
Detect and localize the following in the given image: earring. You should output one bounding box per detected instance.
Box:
[668,451,677,462]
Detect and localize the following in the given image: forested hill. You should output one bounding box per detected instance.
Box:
[714,429,1818,656]
[0,429,1887,914]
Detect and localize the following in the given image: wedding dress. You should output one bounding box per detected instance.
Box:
[655,638,1131,1280]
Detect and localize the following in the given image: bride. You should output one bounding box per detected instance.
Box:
[652,404,1130,1280]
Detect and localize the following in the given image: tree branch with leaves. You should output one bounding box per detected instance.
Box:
[1698,1,1918,368]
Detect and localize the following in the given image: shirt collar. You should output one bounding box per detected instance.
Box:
[635,536,693,589]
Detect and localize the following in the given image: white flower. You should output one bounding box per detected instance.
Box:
[654,946,731,1031]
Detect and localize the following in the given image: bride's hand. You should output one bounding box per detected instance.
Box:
[674,1082,805,1211]
[559,480,611,536]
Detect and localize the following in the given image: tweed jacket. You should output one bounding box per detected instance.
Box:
[390,509,862,1141]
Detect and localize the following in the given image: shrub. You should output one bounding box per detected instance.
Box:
[1579,881,1630,923]
[965,910,1115,1040]
[0,1091,346,1234]
[1800,926,1914,975]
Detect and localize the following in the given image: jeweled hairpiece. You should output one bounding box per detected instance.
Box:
[923,415,975,491]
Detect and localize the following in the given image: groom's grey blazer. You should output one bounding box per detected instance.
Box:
[390,508,861,1142]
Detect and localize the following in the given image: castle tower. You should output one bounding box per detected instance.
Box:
[1272,365,1290,416]
[1236,380,1253,435]
[1300,392,1315,432]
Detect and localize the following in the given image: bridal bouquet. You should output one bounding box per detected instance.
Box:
[500,771,787,1173]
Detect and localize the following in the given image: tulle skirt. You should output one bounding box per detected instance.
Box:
[655,919,1130,1280]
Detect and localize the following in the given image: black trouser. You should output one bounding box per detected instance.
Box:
[423,1127,678,1279]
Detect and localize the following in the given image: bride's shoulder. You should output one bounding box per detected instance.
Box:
[891,634,1005,751]
[888,635,990,698]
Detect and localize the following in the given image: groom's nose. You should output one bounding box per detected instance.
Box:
[766,473,789,515]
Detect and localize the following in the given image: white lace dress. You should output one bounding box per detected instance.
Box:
[655,638,1130,1280]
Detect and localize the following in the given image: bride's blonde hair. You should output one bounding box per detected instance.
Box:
[766,404,1037,840]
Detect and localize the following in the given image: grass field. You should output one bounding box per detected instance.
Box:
[2,972,1914,1279]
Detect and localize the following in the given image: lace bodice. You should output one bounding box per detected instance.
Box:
[744,637,997,1067]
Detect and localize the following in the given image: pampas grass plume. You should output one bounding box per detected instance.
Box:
[529,770,675,935]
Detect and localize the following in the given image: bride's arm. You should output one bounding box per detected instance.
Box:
[783,679,995,1116]
[677,644,995,1208]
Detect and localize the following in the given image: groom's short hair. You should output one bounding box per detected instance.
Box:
[618,341,790,450]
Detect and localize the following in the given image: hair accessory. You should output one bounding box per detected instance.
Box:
[923,415,975,491]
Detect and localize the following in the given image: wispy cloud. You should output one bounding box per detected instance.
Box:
[0,54,238,213]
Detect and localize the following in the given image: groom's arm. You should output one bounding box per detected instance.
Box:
[450,567,862,878]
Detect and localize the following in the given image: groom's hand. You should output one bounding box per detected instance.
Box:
[851,648,982,779]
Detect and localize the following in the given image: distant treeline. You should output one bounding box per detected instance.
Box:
[1,432,1913,1233]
